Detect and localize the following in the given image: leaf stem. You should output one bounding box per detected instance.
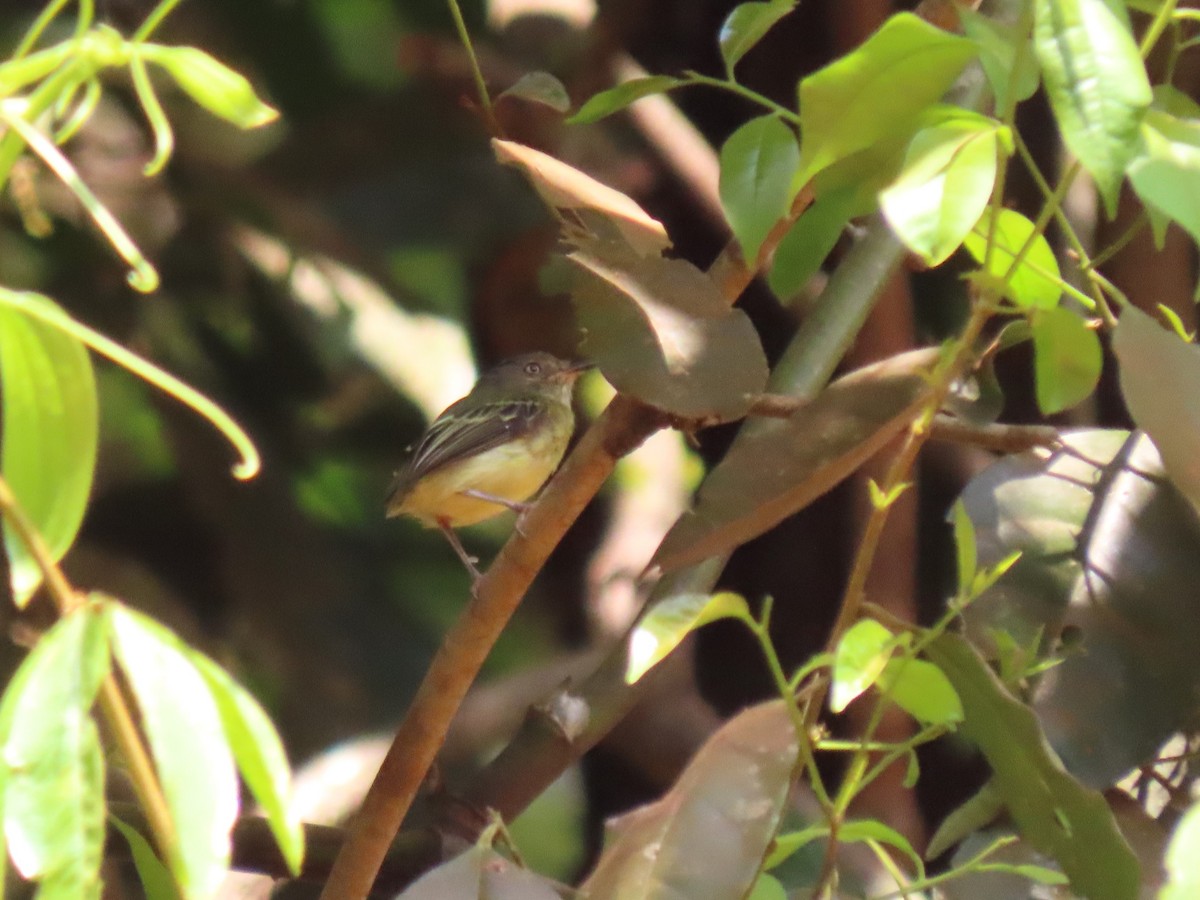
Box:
[446,0,502,137]
[0,289,261,480]
[12,0,74,59]
[683,71,801,126]
[132,0,186,43]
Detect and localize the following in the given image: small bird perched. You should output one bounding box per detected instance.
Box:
[386,352,590,579]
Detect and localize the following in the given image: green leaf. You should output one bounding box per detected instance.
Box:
[767,184,856,299]
[840,819,925,879]
[878,657,964,725]
[188,653,304,874]
[958,7,1040,114]
[0,43,73,95]
[719,115,801,264]
[498,71,570,113]
[927,633,1140,900]
[880,110,1007,265]
[830,619,896,712]
[110,815,180,900]
[963,208,1062,309]
[764,825,828,869]
[0,289,257,481]
[0,606,108,896]
[952,498,977,598]
[0,299,98,606]
[108,604,239,898]
[1162,801,1200,900]
[139,44,279,129]
[795,12,976,187]
[568,76,684,125]
[719,0,796,73]
[626,592,751,683]
[1033,0,1151,215]
[1128,109,1200,249]
[1030,307,1102,414]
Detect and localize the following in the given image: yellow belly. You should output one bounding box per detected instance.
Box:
[391,425,569,527]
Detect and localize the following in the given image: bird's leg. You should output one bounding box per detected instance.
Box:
[459,489,533,515]
[437,518,483,583]
[459,489,535,538]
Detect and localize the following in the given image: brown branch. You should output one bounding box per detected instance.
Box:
[927,416,1060,453]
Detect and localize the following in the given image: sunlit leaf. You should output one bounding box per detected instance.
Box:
[582,701,797,899]
[626,592,751,683]
[880,110,1007,265]
[719,115,800,264]
[189,653,304,875]
[830,619,896,713]
[0,300,97,606]
[139,44,279,129]
[928,633,1139,899]
[109,604,238,898]
[653,348,936,572]
[796,13,976,187]
[1033,0,1151,215]
[494,139,670,255]
[1113,306,1200,512]
[964,208,1062,309]
[1030,306,1102,414]
[568,237,768,422]
[568,76,685,125]
[719,0,796,73]
[0,606,108,896]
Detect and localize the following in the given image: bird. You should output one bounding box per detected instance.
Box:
[385,351,590,580]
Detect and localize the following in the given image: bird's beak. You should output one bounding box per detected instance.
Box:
[564,360,595,380]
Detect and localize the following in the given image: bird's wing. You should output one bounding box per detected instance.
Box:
[388,398,544,498]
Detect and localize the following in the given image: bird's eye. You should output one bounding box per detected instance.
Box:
[523,362,542,376]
